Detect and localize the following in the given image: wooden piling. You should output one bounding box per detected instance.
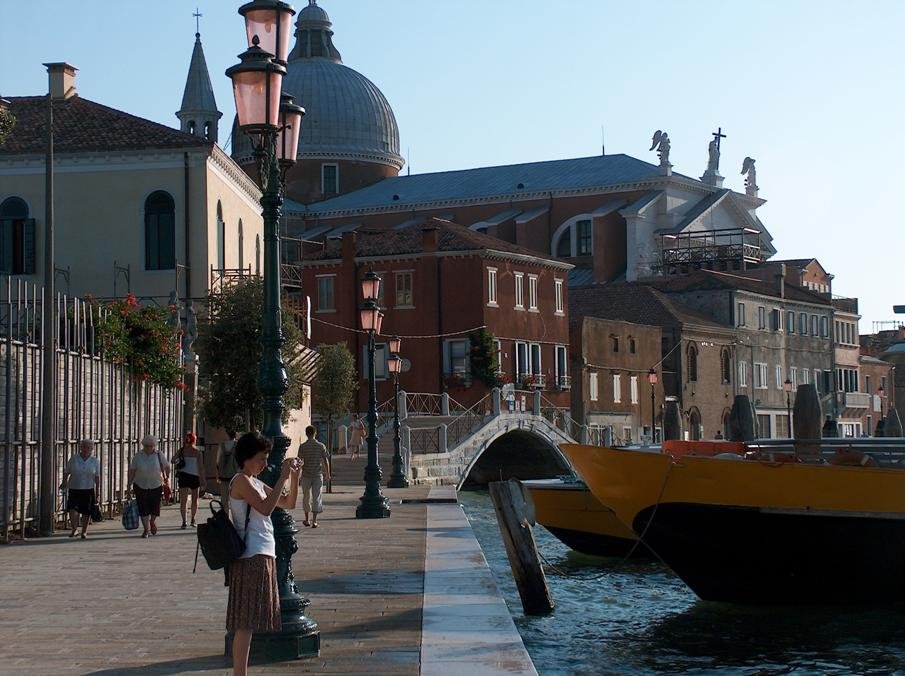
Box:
[793,384,822,459]
[488,479,554,616]
[728,395,756,441]
[663,399,682,441]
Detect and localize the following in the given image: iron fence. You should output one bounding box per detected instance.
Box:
[0,279,183,540]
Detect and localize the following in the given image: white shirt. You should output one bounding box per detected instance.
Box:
[130,451,165,489]
[229,475,276,559]
[67,455,98,490]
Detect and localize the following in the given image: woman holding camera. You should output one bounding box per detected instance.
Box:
[227,431,299,676]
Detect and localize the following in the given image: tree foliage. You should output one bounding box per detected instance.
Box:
[0,108,15,147]
[311,343,357,421]
[469,328,503,388]
[92,293,183,389]
[196,277,306,431]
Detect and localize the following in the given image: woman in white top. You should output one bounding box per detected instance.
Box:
[127,435,170,538]
[227,432,299,676]
[173,431,206,529]
[61,439,100,539]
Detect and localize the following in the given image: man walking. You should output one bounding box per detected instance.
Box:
[298,426,331,528]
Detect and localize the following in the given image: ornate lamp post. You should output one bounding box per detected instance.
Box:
[226,0,319,659]
[783,378,793,437]
[357,272,391,518]
[647,368,658,444]
[387,337,409,488]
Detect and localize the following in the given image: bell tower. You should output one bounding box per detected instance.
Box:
[176,22,221,143]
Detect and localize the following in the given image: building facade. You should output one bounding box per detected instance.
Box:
[301,219,572,413]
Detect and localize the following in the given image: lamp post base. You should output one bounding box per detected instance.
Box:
[387,475,409,489]
[356,495,391,519]
[225,622,320,662]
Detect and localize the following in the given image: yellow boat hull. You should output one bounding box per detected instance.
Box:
[560,444,905,604]
[522,479,649,558]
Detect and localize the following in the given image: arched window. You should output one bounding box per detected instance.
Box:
[721,409,731,439]
[255,234,261,275]
[216,202,225,270]
[203,121,212,140]
[688,408,702,440]
[551,215,593,258]
[687,344,698,383]
[238,219,244,271]
[145,191,175,270]
[720,348,731,384]
[187,120,196,135]
[0,197,35,275]
[629,338,636,354]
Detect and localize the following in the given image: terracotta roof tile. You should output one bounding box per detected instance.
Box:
[569,283,728,331]
[648,269,830,305]
[303,218,570,268]
[0,96,211,155]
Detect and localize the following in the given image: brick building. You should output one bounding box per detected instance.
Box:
[302,219,572,412]
[570,284,735,441]
[569,316,662,444]
[653,269,834,438]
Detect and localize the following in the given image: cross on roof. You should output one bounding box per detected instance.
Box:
[712,127,726,151]
[194,8,203,35]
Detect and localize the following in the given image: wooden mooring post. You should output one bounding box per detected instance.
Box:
[488,479,554,616]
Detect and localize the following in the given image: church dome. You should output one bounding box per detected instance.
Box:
[231,0,403,170]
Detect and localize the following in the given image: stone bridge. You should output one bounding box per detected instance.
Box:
[386,389,577,488]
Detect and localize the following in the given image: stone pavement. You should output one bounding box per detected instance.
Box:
[0,471,535,675]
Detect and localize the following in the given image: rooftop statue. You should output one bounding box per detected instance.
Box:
[741,156,758,197]
[649,130,671,167]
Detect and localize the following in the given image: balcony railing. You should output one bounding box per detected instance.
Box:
[844,391,871,408]
[556,375,571,390]
[518,373,545,389]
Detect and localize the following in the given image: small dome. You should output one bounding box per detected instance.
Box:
[298,0,330,26]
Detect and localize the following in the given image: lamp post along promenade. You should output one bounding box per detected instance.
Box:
[784,378,793,437]
[387,337,409,488]
[647,368,657,444]
[225,0,319,659]
[357,273,391,518]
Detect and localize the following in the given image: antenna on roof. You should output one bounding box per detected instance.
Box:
[407,147,411,176]
[601,125,605,156]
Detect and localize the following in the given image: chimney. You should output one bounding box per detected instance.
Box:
[43,62,78,100]
[341,231,357,263]
[421,225,439,253]
[775,263,786,298]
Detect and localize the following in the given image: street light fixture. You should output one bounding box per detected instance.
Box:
[783,378,793,437]
[387,339,409,488]
[647,368,658,444]
[226,0,320,659]
[357,272,391,518]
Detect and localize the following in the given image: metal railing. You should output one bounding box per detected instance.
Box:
[446,393,493,450]
[409,426,440,454]
[0,279,184,540]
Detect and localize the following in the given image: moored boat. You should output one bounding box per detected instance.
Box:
[521,477,650,558]
[560,442,905,605]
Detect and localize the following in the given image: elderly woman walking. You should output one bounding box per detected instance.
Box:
[128,435,170,538]
[61,439,100,539]
[227,432,299,676]
[173,431,205,529]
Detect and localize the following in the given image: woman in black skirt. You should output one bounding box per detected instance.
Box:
[173,431,205,528]
[227,432,299,676]
[61,439,100,539]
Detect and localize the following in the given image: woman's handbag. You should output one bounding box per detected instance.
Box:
[90,503,104,523]
[121,500,139,530]
[175,450,186,471]
[162,480,173,503]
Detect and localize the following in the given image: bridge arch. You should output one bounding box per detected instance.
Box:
[459,427,571,489]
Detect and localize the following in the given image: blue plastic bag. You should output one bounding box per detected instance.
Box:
[121,500,139,530]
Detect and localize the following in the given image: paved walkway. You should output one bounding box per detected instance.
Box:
[0,475,535,675]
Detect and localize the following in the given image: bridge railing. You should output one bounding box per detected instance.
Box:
[408,426,441,454]
[446,393,493,449]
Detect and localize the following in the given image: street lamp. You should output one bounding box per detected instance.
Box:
[647,368,658,444]
[226,0,319,659]
[878,385,886,418]
[357,272,391,518]
[783,378,793,437]
[387,338,409,488]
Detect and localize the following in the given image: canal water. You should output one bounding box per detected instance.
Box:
[460,490,905,675]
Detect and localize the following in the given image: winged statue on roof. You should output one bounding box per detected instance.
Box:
[741,156,758,197]
[649,130,671,167]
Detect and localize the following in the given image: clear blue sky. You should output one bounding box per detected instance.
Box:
[2,1,903,327]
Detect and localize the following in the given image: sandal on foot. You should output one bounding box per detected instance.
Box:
[302,520,310,527]
[180,521,187,529]
[141,531,149,538]
[312,523,319,528]
[150,522,158,535]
